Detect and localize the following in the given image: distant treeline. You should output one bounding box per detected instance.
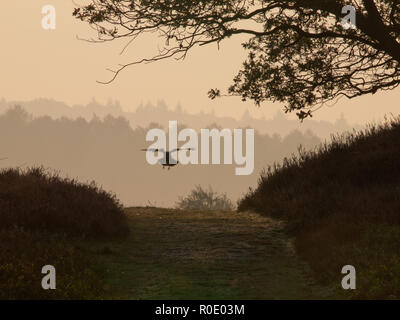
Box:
[0,98,357,139]
[0,105,321,206]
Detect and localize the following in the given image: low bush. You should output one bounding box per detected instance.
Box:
[0,167,129,238]
[176,185,235,211]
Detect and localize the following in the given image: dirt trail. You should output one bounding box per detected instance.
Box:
[98,208,333,299]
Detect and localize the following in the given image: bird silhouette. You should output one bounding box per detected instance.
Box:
[141,148,194,170]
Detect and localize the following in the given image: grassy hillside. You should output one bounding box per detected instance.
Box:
[238,117,400,299]
[82,207,334,299]
[0,167,129,299]
[0,204,334,299]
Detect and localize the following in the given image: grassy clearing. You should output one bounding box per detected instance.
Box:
[238,117,400,299]
[1,166,332,299]
[1,204,334,299]
[91,207,334,299]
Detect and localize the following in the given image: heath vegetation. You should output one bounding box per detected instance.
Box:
[0,166,129,299]
[238,116,400,299]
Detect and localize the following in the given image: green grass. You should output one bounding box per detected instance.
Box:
[0,227,104,299]
[88,207,334,299]
[2,206,336,299]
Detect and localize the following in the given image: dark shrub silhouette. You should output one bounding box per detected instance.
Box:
[238,116,400,299]
[0,166,129,238]
[176,185,234,211]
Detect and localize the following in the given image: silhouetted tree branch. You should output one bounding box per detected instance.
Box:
[73,0,400,119]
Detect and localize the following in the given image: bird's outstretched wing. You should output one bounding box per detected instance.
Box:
[170,148,195,153]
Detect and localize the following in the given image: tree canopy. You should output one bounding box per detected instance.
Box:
[73,0,400,119]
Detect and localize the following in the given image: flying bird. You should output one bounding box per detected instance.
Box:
[141,148,194,170]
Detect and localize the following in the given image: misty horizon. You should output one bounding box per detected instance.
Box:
[0,101,329,207]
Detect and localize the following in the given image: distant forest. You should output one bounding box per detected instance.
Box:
[0,98,357,139]
[0,100,351,206]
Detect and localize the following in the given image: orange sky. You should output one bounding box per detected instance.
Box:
[1,0,399,124]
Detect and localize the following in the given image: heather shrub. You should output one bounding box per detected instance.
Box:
[238,116,400,299]
[0,166,129,238]
[176,185,235,211]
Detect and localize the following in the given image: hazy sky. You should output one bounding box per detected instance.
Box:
[1,0,400,124]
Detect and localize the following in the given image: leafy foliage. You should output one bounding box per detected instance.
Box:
[73,0,400,118]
